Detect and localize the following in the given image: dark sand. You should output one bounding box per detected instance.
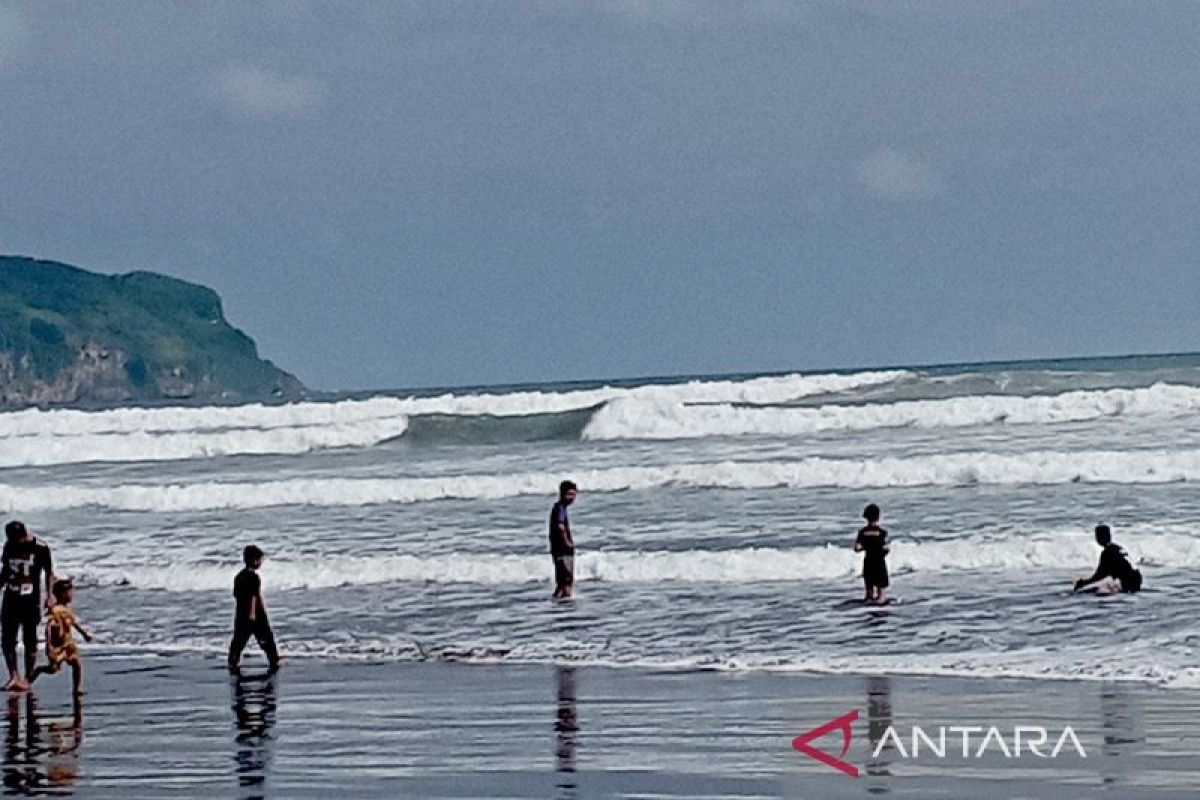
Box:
[2,653,1198,798]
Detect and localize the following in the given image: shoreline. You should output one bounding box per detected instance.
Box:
[85,642,1200,690]
[2,652,1195,798]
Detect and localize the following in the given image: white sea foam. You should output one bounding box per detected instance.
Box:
[72,531,1188,591]
[0,370,905,438]
[583,382,1200,440]
[0,369,905,466]
[7,375,1191,467]
[0,396,411,437]
[7,447,1200,512]
[0,418,409,468]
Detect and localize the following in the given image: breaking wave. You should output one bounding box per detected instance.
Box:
[5,377,1200,467]
[7,448,1200,512]
[0,369,904,466]
[582,382,1200,440]
[73,531,1186,591]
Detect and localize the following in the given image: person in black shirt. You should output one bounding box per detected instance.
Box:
[853,504,890,605]
[1075,524,1143,594]
[228,545,281,673]
[549,481,578,600]
[0,521,54,691]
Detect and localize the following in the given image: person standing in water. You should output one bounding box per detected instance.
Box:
[0,521,54,691]
[854,504,890,604]
[549,481,577,600]
[1074,524,1143,594]
[228,545,282,673]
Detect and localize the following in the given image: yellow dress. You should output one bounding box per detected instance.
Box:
[45,605,79,667]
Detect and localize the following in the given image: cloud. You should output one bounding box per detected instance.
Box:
[0,5,29,67]
[857,148,943,199]
[215,65,326,119]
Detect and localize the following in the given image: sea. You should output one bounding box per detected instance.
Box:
[3,353,1200,686]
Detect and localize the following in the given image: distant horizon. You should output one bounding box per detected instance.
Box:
[339,348,1200,398]
[6,249,1198,399]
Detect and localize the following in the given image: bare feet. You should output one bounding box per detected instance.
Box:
[4,677,28,693]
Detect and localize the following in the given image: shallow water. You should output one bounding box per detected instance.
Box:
[3,353,1200,685]
[8,657,1200,798]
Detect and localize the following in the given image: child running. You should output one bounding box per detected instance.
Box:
[854,504,890,605]
[29,578,92,695]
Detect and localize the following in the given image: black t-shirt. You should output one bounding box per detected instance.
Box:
[549,502,574,556]
[1,538,52,602]
[233,568,262,620]
[856,526,888,560]
[1098,542,1137,583]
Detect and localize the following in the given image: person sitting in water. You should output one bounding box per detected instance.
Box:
[1074,524,1143,594]
[854,504,890,604]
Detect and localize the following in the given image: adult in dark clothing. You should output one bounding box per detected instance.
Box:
[228,545,281,673]
[549,481,578,600]
[0,521,54,691]
[854,504,890,605]
[1075,524,1143,594]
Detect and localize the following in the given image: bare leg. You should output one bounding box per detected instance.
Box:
[71,660,84,696]
[3,650,21,691]
[23,649,37,684]
[27,664,52,685]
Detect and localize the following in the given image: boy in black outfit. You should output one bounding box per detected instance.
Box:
[228,545,281,673]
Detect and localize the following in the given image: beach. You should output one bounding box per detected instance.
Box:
[4,359,1200,795]
[0,654,1194,798]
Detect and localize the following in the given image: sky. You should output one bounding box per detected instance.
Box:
[2,1,1199,391]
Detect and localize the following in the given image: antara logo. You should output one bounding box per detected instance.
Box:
[792,710,1088,777]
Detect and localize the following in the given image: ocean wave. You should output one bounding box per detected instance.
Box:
[0,397,411,438]
[583,382,1200,440]
[6,447,1200,512]
[0,369,905,439]
[4,376,1197,468]
[82,637,1200,687]
[71,532,1184,591]
[0,369,905,466]
[403,405,599,446]
[0,418,409,468]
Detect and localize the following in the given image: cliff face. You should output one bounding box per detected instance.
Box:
[0,257,304,409]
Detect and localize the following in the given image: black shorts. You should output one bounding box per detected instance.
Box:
[862,556,889,589]
[1,594,40,653]
[553,556,575,588]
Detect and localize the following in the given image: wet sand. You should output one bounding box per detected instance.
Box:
[3,654,1198,798]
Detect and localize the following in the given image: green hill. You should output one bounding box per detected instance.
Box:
[0,256,304,408]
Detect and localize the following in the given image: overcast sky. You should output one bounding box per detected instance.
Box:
[2,1,1199,390]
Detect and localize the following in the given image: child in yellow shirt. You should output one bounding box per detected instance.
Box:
[30,579,92,695]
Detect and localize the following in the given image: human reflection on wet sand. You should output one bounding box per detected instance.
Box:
[3,693,83,795]
[1098,682,1143,789]
[232,672,277,800]
[554,666,578,800]
[863,676,892,792]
